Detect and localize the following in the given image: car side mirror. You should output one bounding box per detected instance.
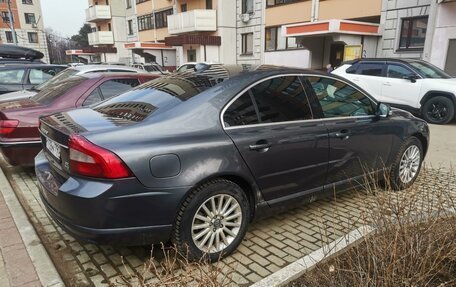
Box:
[403,75,417,83]
[377,103,391,118]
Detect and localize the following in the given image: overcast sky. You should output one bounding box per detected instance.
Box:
[41,0,87,37]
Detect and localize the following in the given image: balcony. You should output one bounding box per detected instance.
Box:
[88,31,114,46]
[86,5,111,22]
[168,9,217,35]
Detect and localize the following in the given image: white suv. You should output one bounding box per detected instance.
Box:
[332,59,456,124]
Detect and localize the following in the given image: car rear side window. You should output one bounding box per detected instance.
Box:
[249,76,313,124]
[29,68,61,85]
[99,79,140,99]
[224,92,259,127]
[307,76,376,118]
[83,88,103,106]
[356,63,384,77]
[0,69,25,84]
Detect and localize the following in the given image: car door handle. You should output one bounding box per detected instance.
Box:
[383,82,392,86]
[330,130,351,140]
[249,141,271,152]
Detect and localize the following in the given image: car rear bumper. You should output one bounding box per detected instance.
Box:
[0,140,41,166]
[35,151,189,245]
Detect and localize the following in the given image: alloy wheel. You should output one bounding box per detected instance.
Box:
[191,194,242,254]
[426,102,449,122]
[399,145,421,184]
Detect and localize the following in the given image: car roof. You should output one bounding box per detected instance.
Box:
[0,64,66,69]
[69,65,143,73]
[77,72,153,80]
[342,58,426,65]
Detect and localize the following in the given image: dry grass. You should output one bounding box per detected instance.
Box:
[112,244,233,287]
[291,167,456,287]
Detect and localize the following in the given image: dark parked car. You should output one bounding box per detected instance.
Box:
[0,72,157,166]
[35,65,429,261]
[0,64,66,95]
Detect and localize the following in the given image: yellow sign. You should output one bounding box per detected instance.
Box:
[344,45,363,61]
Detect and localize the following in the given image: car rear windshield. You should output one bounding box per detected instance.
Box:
[94,75,215,121]
[33,68,77,91]
[32,76,85,105]
[408,61,451,79]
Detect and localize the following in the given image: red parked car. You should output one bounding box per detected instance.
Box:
[0,72,157,166]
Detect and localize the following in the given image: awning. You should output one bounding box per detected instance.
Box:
[124,42,174,50]
[65,47,117,55]
[284,19,381,38]
[164,35,221,46]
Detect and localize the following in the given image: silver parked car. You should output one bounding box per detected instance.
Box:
[0,65,144,102]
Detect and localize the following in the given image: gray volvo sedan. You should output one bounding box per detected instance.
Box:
[35,64,429,261]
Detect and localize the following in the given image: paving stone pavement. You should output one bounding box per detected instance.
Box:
[3,160,455,286]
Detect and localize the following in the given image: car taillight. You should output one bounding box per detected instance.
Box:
[68,134,133,179]
[0,120,19,136]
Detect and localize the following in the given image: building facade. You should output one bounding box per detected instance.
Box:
[260,0,382,69]
[0,0,49,62]
[86,0,130,64]
[377,0,456,75]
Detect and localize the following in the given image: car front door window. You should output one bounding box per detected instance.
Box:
[307,76,376,118]
[387,64,416,79]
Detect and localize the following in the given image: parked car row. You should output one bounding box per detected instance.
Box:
[0,48,433,261]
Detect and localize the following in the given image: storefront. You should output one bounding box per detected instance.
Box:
[124,42,176,71]
[276,20,380,69]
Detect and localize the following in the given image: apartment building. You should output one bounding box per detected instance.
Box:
[377,0,456,75]
[86,0,130,64]
[244,0,383,69]
[122,0,237,70]
[0,0,49,62]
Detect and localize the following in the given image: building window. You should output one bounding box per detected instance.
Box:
[181,4,187,12]
[136,0,149,4]
[126,0,132,9]
[265,27,278,51]
[108,23,112,31]
[1,11,13,23]
[242,0,254,14]
[137,13,154,31]
[206,0,212,9]
[155,9,172,29]
[241,33,253,55]
[127,19,133,35]
[5,31,13,43]
[24,13,36,24]
[22,0,33,4]
[28,32,38,43]
[399,16,428,51]
[267,0,302,7]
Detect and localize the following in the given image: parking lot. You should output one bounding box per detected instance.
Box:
[0,123,453,286]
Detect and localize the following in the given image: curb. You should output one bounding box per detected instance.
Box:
[251,225,375,287]
[0,166,64,287]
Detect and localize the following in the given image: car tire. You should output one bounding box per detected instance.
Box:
[171,179,250,262]
[389,137,423,191]
[422,96,455,124]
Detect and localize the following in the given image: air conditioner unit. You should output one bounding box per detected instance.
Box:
[240,13,250,23]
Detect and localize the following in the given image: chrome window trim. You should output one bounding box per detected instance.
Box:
[220,73,378,130]
[224,115,376,130]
